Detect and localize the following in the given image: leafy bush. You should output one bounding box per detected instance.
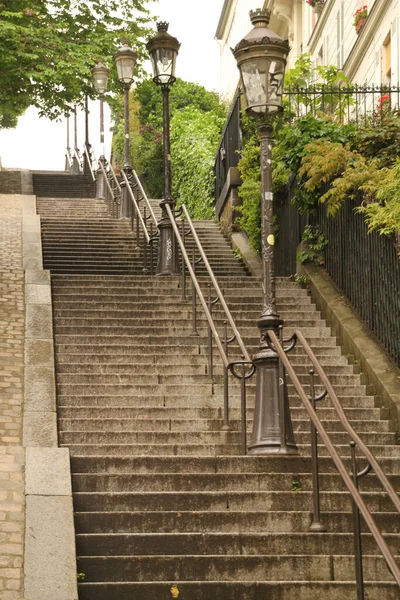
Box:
[115,78,226,215]
[357,158,400,236]
[296,225,328,265]
[170,107,225,219]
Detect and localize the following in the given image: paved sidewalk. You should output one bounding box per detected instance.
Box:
[0,194,24,599]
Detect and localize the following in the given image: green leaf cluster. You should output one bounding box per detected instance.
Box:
[0,0,155,128]
[171,107,225,219]
[237,53,400,250]
[120,78,227,212]
[357,158,400,236]
[296,225,328,265]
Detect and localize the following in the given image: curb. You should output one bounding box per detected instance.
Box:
[22,195,78,600]
[297,262,400,433]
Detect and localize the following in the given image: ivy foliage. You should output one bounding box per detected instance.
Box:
[0,0,155,128]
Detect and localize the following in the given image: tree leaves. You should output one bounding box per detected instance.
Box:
[0,0,155,128]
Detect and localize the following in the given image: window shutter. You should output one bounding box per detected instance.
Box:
[391,17,399,86]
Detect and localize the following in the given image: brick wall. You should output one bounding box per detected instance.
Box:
[0,194,24,599]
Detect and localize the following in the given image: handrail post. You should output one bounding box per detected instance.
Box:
[181,220,186,301]
[207,285,213,379]
[350,442,365,600]
[222,320,230,431]
[135,191,140,245]
[150,222,154,276]
[191,248,198,336]
[308,369,326,532]
[240,359,247,455]
[278,325,287,450]
[143,206,148,273]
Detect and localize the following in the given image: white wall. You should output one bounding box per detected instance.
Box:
[306,0,399,87]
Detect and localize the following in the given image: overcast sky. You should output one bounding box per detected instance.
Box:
[0,0,224,171]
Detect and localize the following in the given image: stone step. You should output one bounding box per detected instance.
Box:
[76,581,399,600]
[75,554,398,582]
[70,472,400,494]
[54,353,348,367]
[69,455,400,475]
[72,489,396,513]
[56,401,382,420]
[73,511,399,536]
[57,394,377,409]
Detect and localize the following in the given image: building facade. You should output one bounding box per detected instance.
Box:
[216,0,400,102]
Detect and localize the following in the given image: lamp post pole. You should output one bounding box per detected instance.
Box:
[83,95,91,176]
[72,105,80,174]
[92,60,110,199]
[233,8,298,455]
[114,40,138,218]
[147,22,180,275]
[65,115,71,172]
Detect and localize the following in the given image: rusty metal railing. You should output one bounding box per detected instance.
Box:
[120,169,158,275]
[265,328,400,597]
[166,203,255,435]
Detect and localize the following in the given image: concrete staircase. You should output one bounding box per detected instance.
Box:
[32,172,95,198]
[36,195,400,599]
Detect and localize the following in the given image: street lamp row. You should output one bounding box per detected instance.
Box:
[89,9,297,455]
[91,25,180,275]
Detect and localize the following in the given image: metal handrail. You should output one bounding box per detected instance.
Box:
[120,170,151,245]
[181,205,251,363]
[83,145,96,182]
[294,329,400,513]
[131,169,158,228]
[267,328,400,587]
[98,159,115,202]
[166,203,252,371]
[107,160,122,193]
[72,148,82,171]
[65,148,72,170]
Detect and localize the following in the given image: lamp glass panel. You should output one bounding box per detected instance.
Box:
[267,60,285,108]
[240,58,268,113]
[116,57,135,84]
[151,48,176,84]
[94,71,109,94]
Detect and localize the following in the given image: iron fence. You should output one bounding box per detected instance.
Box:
[214,90,242,203]
[284,84,400,125]
[318,199,400,368]
[275,176,309,277]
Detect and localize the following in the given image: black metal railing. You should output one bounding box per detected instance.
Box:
[318,198,400,367]
[285,84,400,125]
[266,327,400,597]
[214,90,242,203]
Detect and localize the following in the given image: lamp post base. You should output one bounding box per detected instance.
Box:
[248,316,298,456]
[96,156,106,199]
[157,218,180,275]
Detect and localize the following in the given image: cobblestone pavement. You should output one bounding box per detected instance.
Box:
[0,194,24,599]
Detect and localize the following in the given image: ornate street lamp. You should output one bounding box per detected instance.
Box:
[147,22,180,275]
[92,60,110,198]
[232,8,298,455]
[114,40,138,217]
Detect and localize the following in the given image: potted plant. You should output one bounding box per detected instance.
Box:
[354,6,368,33]
[306,0,325,16]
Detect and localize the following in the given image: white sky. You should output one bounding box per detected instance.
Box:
[0,0,224,171]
